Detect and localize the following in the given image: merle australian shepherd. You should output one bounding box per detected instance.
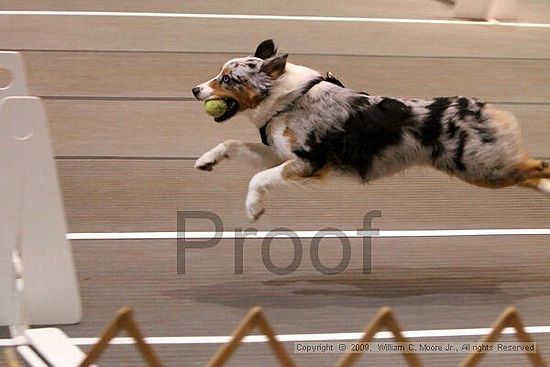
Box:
[192,39,550,222]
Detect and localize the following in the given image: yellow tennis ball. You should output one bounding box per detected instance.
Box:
[204,99,227,118]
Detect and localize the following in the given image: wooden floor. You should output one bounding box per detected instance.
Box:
[1,0,550,366]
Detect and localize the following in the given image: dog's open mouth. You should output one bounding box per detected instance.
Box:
[214,97,239,123]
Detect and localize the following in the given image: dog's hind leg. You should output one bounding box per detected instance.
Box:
[519,178,550,195]
[516,158,550,177]
[515,158,550,195]
[195,140,283,171]
[465,158,550,192]
[518,158,550,195]
[245,159,328,221]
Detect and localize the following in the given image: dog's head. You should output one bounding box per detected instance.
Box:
[192,39,288,122]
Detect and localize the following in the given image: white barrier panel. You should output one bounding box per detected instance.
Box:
[0,96,82,326]
[24,328,89,367]
[0,52,28,100]
[0,52,82,327]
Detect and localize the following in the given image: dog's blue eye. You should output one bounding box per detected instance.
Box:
[221,75,230,83]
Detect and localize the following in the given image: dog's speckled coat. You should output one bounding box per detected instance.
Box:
[192,40,550,221]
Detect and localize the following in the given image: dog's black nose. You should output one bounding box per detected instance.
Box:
[192,87,201,98]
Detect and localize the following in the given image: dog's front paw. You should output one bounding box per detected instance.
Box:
[194,158,216,171]
[245,191,265,222]
[195,145,226,171]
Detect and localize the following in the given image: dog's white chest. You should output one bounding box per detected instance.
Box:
[268,119,295,160]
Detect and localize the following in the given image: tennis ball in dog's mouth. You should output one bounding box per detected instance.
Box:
[204,99,227,118]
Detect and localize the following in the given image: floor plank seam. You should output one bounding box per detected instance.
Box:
[4,49,550,61]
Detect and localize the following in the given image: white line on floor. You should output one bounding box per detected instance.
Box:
[1,11,550,28]
[66,228,550,240]
[1,325,550,346]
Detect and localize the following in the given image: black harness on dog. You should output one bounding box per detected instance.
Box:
[258,72,346,146]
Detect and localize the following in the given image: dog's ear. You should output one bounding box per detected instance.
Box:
[261,54,288,79]
[254,39,277,60]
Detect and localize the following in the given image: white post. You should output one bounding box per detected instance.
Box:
[0,53,82,330]
[488,0,518,20]
[454,0,518,20]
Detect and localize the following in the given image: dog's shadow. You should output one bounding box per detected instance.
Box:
[163,265,550,309]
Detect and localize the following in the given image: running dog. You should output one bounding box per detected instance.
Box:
[192,39,550,222]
